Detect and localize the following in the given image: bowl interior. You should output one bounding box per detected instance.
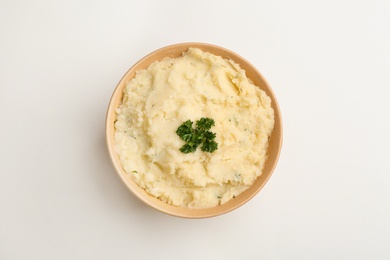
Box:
[106,42,282,218]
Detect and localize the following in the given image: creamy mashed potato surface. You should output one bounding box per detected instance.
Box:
[114,48,274,208]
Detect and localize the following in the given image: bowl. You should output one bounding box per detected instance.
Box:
[106,42,282,218]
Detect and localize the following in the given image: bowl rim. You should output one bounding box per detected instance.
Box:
[106,42,283,218]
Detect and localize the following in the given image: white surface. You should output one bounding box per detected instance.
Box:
[1,0,390,259]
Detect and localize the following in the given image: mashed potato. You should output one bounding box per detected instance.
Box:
[114,48,274,208]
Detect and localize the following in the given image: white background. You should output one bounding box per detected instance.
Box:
[1,0,390,259]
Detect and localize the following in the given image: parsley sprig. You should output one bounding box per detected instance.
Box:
[176,117,218,154]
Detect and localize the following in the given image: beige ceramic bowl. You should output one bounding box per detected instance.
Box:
[106,42,282,218]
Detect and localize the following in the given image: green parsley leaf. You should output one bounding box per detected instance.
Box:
[179,144,197,154]
[203,130,216,140]
[196,117,215,131]
[176,117,218,154]
[201,139,218,153]
[176,120,193,142]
